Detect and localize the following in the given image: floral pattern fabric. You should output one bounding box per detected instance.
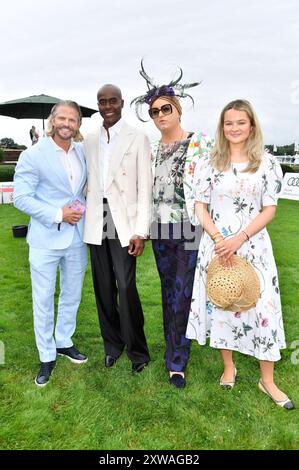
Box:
[183,131,214,226]
[152,137,191,223]
[186,153,286,361]
[151,131,213,224]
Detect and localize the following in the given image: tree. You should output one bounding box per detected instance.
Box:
[0,137,16,148]
[265,143,295,156]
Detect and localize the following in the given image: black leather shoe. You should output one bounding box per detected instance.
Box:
[169,373,186,389]
[105,354,119,368]
[35,361,56,387]
[56,346,88,364]
[132,362,148,374]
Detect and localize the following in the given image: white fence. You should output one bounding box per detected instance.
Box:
[275,155,299,165]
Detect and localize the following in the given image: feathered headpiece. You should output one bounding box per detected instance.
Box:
[131,59,201,122]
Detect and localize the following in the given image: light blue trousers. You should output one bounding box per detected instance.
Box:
[29,229,87,362]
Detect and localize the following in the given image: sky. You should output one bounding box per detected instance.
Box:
[0,0,298,147]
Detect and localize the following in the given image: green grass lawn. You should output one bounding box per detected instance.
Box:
[0,200,298,450]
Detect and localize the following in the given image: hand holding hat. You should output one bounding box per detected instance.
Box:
[207,255,260,312]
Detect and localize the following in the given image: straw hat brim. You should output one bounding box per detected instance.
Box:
[207,255,260,312]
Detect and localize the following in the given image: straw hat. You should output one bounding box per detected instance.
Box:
[207,255,260,312]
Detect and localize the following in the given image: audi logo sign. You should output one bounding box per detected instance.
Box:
[280,173,299,201]
[287,177,299,187]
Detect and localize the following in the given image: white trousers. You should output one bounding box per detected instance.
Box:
[29,229,87,362]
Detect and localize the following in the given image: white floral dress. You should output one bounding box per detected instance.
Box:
[185,152,286,361]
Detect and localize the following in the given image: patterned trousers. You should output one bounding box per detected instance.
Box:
[152,222,199,372]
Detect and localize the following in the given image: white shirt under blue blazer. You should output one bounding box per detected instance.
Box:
[14,137,87,250]
[14,137,87,362]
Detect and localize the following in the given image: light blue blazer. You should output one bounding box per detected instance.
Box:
[14,137,87,250]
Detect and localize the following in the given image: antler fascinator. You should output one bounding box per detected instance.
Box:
[131,59,201,122]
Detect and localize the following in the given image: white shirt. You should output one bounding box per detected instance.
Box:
[99,118,124,196]
[51,138,82,223]
[99,119,145,239]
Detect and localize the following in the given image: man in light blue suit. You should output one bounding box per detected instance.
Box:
[14,101,88,387]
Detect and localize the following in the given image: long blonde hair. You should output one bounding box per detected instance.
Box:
[47,100,83,142]
[211,99,264,173]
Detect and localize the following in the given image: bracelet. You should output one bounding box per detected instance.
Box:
[241,230,249,241]
[213,237,224,244]
[211,231,221,240]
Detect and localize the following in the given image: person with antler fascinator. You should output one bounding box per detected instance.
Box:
[131,61,213,388]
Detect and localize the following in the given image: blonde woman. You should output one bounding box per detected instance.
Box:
[186,99,294,409]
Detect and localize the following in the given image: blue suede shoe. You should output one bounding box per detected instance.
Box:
[169,373,186,389]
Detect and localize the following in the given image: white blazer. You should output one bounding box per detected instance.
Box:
[83,122,152,247]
